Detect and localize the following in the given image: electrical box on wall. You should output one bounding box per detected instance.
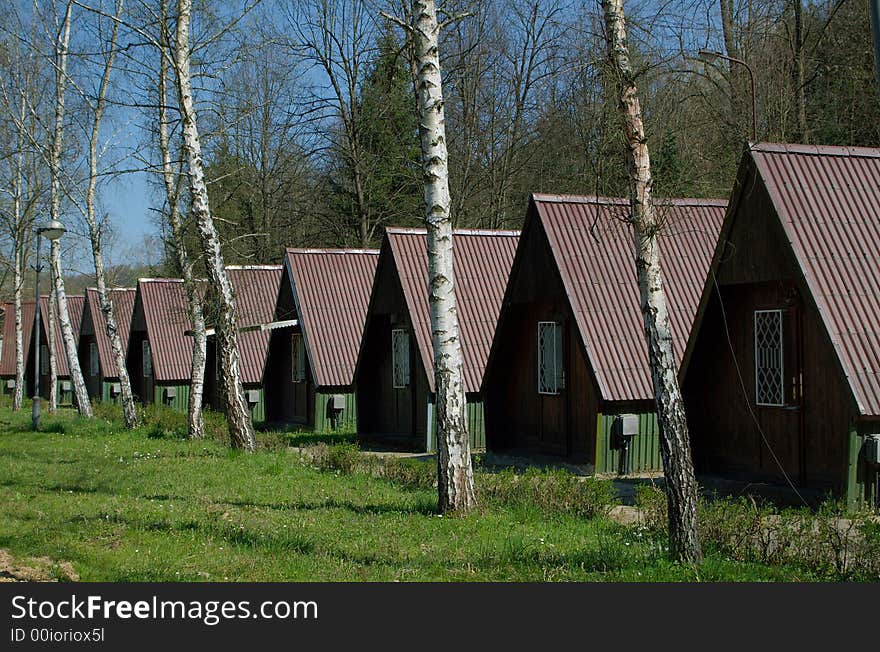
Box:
[61,381,71,391]
[247,389,260,405]
[331,394,346,410]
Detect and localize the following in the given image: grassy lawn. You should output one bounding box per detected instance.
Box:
[0,404,866,582]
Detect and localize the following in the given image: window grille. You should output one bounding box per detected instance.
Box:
[142,340,152,378]
[538,321,564,395]
[755,310,784,406]
[40,344,49,376]
[89,342,99,376]
[291,332,306,382]
[392,329,410,389]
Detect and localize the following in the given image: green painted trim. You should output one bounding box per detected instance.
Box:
[426,398,485,452]
[595,411,663,474]
[153,383,191,412]
[314,391,357,432]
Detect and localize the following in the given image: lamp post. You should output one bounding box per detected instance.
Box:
[32,219,66,431]
[698,50,757,142]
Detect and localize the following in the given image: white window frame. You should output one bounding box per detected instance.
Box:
[40,344,49,376]
[89,342,100,376]
[537,321,564,395]
[142,340,153,378]
[754,309,784,407]
[291,332,306,383]
[391,328,410,389]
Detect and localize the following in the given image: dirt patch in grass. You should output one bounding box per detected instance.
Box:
[0,549,79,582]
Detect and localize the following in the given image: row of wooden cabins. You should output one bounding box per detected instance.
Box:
[0,143,878,508]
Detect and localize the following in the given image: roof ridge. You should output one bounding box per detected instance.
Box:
[750,141,880,158]
[286,247,379,255]
[386,227,520,236]
[225,265,283,270]
[138,277,183,283]
[532,193,727,207]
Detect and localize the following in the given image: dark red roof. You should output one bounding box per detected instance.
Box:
[742,143,880,416]
[136,279,194,382]
[384,228,520,394]
[285,249,379,387]
[530,194,726,402]
[226,266,283,385]
[83,288,136,378]
[0,301,37,377]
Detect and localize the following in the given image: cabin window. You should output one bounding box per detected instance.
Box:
[392,329,410,389]
[754,309,784,406]
[40,344,49,376]
[538,321,564,395]
[291,332,306,382]
[142,340,152,378]
[89,342,99,376]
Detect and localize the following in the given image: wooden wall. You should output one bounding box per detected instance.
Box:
[264,325,315,426]
[483,215,597,463]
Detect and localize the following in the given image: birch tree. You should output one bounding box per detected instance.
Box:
[77,0,139,428]
[601,0,701,563]
[385,0,476,513]
[47,0,92,418]
[158,0,206,440]
[47,279,58,412]
[174,0,254,450]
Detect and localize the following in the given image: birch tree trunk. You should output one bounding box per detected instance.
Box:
[13,244,25,410]
[48,0,92,418]
[411,0,476,513]
[81,0,138,428]
[601,0,702,564]
[159,0,205,440]
[47,280,58,413]
[174,0,254,450]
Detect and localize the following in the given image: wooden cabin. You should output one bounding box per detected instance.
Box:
[482,194,725,474]
[77,288,136,403]
[24,295,85,405]
[126,279,194,410]
[355,228,519,452]
[681,143,880,508]
[263,249,378,431]
[0,301,37,397]
[202,265,282,423]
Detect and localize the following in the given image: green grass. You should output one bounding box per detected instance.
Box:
[0,404,849,581]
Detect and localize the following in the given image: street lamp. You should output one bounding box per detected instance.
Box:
[698,50,757,142]
[32,219,66,431]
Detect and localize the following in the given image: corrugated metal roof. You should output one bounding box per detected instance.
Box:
[385,228,520,394]
[0,301,37,377]
[225,266,283,385]
[749,143,880,416]
[285,249,378,387]
[83,288,136,378]
[532,194,726,402]
[137,279,194,382]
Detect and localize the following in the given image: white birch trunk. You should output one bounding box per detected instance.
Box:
[82,0,138,427]
[48,1,91,418]
[13,246,25,410]
[47,273,58,413]
[602,0,701,563]
[411,0,475,513]
[174,0,254,450]
[158,0,205,439]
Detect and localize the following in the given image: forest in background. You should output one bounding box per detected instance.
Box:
[0,0,877,290]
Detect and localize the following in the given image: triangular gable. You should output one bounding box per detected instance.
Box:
[380,228,519,394]
[284,249,378,388]
[134,279,193,383]
[683,143,880,417]
[0,301,37,377]
[83,288,137,378]
[524,194,725,403]
[225,266,283,385]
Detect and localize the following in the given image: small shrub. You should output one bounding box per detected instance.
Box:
[92,400,123,424]
[634,483,667,531]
